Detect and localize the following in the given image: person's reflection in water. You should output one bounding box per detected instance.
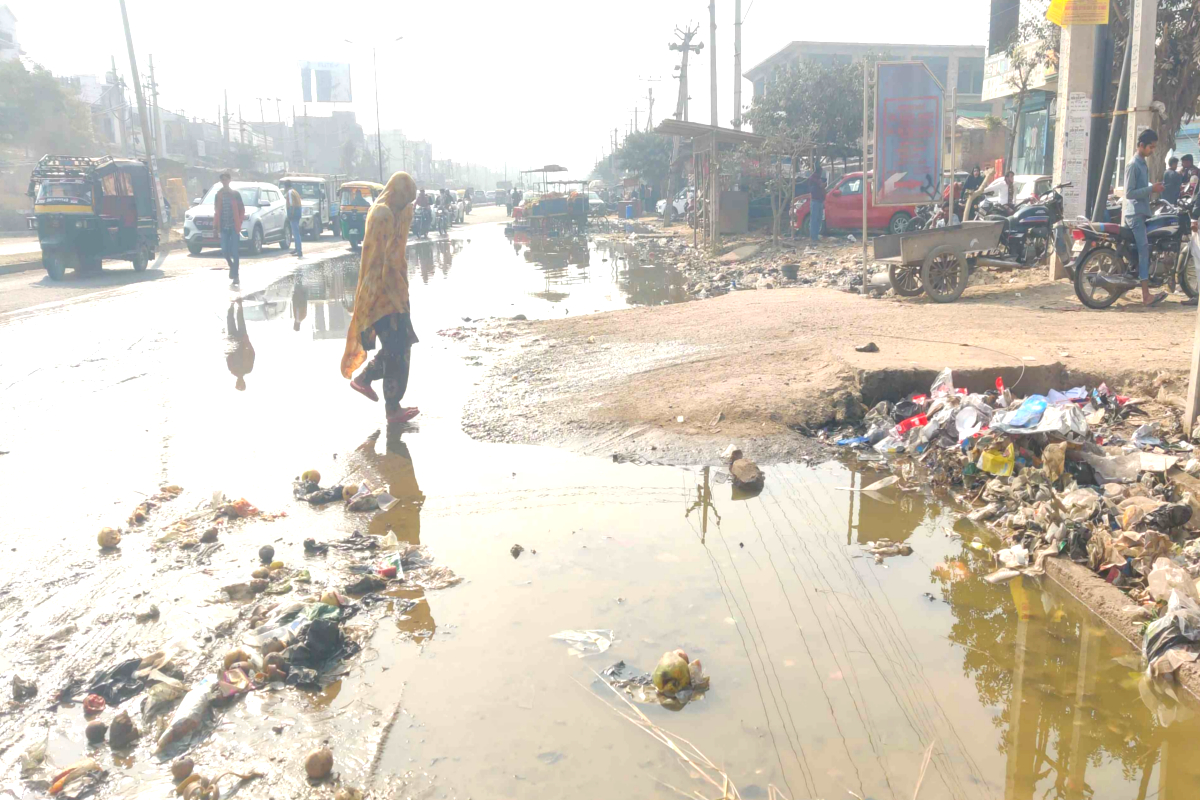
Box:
[292,276,309,332]
[415,242,436,284]
[348,430,436,641]
[225,299,254,391]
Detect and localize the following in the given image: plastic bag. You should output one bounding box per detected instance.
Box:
[1082,451,1140,483]
[996,545,1029,569]
[1147,557,1200,603]
[956,407,983,442]
[155,677,215,753]
[1004,395,1048,428]
[549,629,614,657]
[930,368,955,398]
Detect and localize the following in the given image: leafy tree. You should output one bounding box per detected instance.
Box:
[1003,18,1059,169]
[589,156,619,186]
[614,131,672,192]
[0,61,101,156]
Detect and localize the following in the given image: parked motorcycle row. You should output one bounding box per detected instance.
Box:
[898,183,1197,309]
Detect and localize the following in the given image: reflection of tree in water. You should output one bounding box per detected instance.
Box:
[938,557,1200,797]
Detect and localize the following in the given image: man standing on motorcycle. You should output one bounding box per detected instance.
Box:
[1124,128,1167,306]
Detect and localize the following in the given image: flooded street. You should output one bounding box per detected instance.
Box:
[2,217,1198,800]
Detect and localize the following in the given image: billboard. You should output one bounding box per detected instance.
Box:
[874,62,944,207]
[1047,0,1109,25]
[300,62,352,103]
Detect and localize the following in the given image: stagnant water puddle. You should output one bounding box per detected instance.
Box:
[4,222,1198,800]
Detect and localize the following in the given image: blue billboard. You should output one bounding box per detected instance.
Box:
[874,62,944,207]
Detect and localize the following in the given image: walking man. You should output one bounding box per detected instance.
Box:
[284,180,304,258]
[213,173,244,287]
[808,169,826,243]
[342,172,420,425]
[1124,128,1166,306]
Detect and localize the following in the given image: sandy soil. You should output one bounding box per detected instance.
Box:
[462,277,1197,464]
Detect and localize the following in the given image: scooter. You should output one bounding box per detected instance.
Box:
[1070,199,1197,308]
[412,206,431,238]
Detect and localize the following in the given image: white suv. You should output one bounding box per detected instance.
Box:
[184,181,290,255]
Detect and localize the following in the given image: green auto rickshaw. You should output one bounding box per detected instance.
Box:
[337,181,384,250]
[27,154,160,280]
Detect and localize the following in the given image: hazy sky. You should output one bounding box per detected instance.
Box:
[13,0,989,179]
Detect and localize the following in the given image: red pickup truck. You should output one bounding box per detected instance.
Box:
[794,171,918,236]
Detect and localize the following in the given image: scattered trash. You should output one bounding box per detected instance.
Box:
[303,537,329,555]
[301,469,321,484]
[652,650,693,695]
[135,604,160,623]
[82,694,106,715]
[12,674,37,701]
[171,758,195,782]
[258,545,275,564]
[49,758,101,795]
[603,656,709,708]
[345,574,387,594]
[155,677,215,753]
[855,342,879,353]
[97,527,121,550]
[550,629,615,657]
[984,568,1021,584]
[510,543,525,559]
[304,747,334,780]
[108,710,139,748]
[200,528,218,543]
[85,720,107,744]
[1144,589,1200,677]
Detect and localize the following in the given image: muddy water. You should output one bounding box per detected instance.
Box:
[1,221,1197,800]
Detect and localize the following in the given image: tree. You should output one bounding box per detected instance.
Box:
[1003,18,1059,169]
[614,131,672,192]
[589,156,619,186]
[0,61,101,156]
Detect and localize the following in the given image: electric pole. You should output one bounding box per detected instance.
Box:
[733,0,742,129]
[709,0,718,127]
[147,54,161,154]
[666,24,702,225]
[647,88,655,131]
[669,25,702,123]
[117,0,165,230]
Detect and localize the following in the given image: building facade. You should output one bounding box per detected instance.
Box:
[744,41,996,117]
[0,6,18,63]
[983,0,1059,175]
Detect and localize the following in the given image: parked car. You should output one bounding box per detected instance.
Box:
[983,174,1052,205]
[794,172,918,235]
[486,190,497,202]
[656,188,693,216]
[184,181,289,255]
[474,189,487,204]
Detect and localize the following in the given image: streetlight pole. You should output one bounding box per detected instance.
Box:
[347,37,402,185]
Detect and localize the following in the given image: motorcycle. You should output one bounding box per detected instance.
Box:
[412,206,431,238]
[434,205,449,236]
[906,204,936,231]
[1071,199,1197,309]
[979,186,1066,266]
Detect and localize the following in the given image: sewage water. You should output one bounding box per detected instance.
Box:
[1,220,1197,800]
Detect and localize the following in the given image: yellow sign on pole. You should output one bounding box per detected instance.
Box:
[1047,0,1109,26]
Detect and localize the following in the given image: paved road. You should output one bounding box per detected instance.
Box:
[0,207,508,318]
[0,236,38,256]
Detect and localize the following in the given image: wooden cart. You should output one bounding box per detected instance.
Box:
[872,220,1005,303]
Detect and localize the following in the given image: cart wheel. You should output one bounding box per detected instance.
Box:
[920,246,968,303]
[888,263,923,297]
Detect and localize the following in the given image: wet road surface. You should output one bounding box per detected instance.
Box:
[1,211,1197,800]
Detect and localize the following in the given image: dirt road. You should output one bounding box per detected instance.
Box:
[463,277,1197,463]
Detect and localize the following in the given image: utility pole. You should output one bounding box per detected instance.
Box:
[733,0,742,129]
[223,90,230,146]
[147,54,161,155]
[117,0,165,230]
[647,88,655,131]
[373,47,383,183]
[669,25,702,122]
[110,55,129,153]
[709,0,718,127]
[274,99,287,171]
[667,24,702,225]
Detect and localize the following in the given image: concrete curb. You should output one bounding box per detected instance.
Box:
[0,241,186,277]
[1041,556,1200,702]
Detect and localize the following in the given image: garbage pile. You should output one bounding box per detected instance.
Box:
[829,368,1200,676]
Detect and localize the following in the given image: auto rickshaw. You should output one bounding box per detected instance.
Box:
[337,181,384,250]
[27,155,160,280]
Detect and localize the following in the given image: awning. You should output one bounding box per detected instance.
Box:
[654,119,767,148]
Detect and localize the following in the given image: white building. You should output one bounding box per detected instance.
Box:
[0,5,19,62]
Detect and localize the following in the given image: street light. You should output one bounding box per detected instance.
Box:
[345,36,403,184]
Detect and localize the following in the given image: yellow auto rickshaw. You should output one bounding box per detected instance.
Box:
[27,155,160,280]
[337,181,384,250]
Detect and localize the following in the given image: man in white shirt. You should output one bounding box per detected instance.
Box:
[982,170,1017,208]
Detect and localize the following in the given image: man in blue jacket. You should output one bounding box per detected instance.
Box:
[1124,128,1166,306]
